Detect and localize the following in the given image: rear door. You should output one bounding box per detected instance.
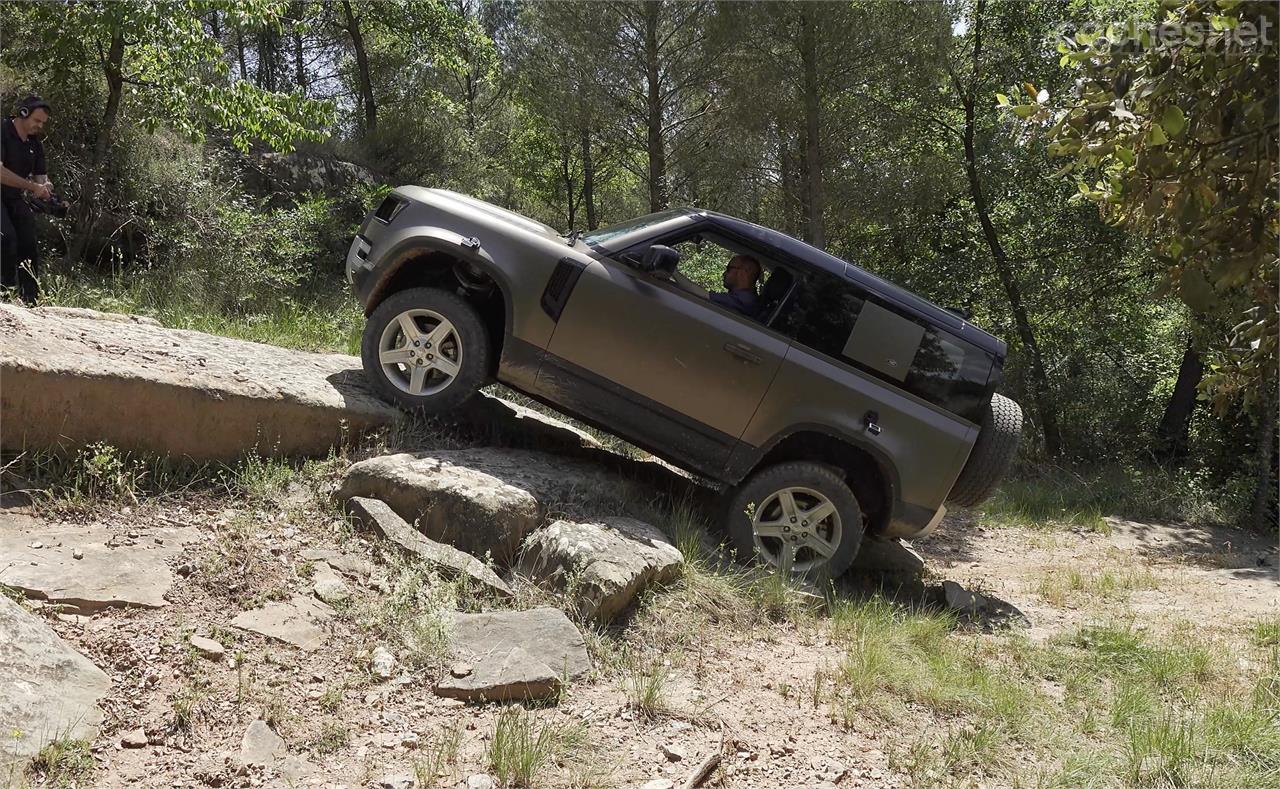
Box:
[537,237,788,476]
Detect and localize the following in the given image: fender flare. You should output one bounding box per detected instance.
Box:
[364,228,511,317]
[732,422,902,525]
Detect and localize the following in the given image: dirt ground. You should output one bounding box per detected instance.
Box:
[3,478,1276,789]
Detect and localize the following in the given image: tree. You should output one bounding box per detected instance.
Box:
[1009,0,1277,414]
[2,0,333,262]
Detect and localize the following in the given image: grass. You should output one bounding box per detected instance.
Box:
[22,737,95,786]
[414,722,463,786]
[619,652,673,719]
[487,707,587,788]
[979,463,1251,530]
[1034,566,1160,607]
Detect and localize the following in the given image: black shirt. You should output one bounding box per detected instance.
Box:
[1,116,46,203]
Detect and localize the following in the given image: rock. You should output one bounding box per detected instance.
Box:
[935,580,1030,630]
[374,775,416,789]
[519,517,682,623]
[71,547,83,560]
[32,305,162,326]
[0,596,111,774]
[449,662,473,678]
[433,645,562,703]
[464,776,496,789]
[312,562,351,605]
[458,392,602,453]
[659,743,687,762]
[190,635,225,661]
[445,608,590,680]
[231,594,334,651]
[120,727,149,748]
[640,780,675,789]
[371,645,397,680]
[239,719,285,767]
[0,302,397,462]
[849,537,925,579]
[338,452,549,564]
[0,513,200,613]
[941,580,981,614]
[299,548,377,581]
[345,497,511,596]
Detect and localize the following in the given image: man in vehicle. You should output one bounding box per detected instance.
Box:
[674,252,762,317]
[1,95,53,305]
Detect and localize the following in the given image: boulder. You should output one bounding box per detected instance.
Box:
[0,512,201,613]
[849,537,926,580]
[345,496,512,596]
[231,595,334,651]
[519,517,682,623]
[0,596,111,773]
[338,452,555,564]
[433,645,561,703]
[0,303,397,462]
[445,608,590,681]
[458,392,602,454]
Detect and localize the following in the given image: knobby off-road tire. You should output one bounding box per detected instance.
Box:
[724,461,865,580]
[361,287,490,414]
[947,393,1023,507]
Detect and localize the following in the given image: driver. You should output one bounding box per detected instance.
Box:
[707,254,761,317]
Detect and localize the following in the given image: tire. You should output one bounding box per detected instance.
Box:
[360,287,490,414]
[947,393,1023,507]
[723,461,865,579]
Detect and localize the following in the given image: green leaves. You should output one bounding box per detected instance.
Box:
[1161,105,1186,137]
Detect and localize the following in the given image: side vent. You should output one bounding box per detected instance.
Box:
[541,257,588,321]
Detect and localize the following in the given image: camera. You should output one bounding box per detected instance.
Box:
[25,191,69,219]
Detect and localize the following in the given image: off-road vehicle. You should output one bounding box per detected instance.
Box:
[346,188,1022,577]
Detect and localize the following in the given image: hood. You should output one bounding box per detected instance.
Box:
[397,186,562,240]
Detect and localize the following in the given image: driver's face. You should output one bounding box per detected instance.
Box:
[723,257,755,289]
[22,109,49,137]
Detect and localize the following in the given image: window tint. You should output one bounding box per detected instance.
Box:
[583,209,686,248]
[776,270,994,422]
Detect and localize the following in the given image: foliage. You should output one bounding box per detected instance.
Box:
[1007,0,1278,412]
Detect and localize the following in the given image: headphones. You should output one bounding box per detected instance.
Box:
[17,95,51,118]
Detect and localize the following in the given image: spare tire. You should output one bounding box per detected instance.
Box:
[947,393,1023,507]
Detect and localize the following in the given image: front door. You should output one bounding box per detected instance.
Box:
[537,248,788,476]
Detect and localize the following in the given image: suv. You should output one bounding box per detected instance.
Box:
[346,188,1022,577]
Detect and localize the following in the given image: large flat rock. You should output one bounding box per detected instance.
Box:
[0,512,201,613]
[0,596,111,774]
[231,594,335,651]
[446,607,591,680]
[0,304,398,461]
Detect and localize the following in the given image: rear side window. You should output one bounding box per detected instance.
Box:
[775,271,994,422]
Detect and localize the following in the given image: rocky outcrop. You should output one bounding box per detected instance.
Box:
[519,517,683,623]
[0,596,111,773]
[346,496,512,596]
[0,303,397,462]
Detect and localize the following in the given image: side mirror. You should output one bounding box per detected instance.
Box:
[638,245,681,277]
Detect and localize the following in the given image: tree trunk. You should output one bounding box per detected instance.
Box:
[581,126,597,230]
[799,7,825,250]
[958,0,1062,456]
[644,0,667,211]
[562,149,576,231]
[1251,388,1277,530]
[236,28,248,80]
[342,0,377,133]
[292,4,307,92]
[68,30,125,264]
[1154,343,1203,464]
[778,119,800,237]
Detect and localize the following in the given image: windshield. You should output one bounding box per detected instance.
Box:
[582,209,687,248]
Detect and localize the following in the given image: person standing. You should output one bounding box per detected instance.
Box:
[1,95,53,305]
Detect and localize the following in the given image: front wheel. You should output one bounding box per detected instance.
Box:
[360,287,490,413]
[724,461,865,579]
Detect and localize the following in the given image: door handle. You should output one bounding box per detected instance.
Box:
[723,342,762,364]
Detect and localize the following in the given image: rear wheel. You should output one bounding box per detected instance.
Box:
[724,461,865,579]
[360,287,490,413]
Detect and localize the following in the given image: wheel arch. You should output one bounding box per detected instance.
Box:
[738,426,899,535]
[365,232,514,376]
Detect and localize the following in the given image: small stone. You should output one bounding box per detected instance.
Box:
[190,635,225,661]
[371,645,397,680]
[659,743,687,762]
[465,776,496,789]
[640,780,674,789]
[120,727,148,748]
[374,775,415,789]
[313,576,350,605]
[72,548,84,560]
[28,541,42,549]
[126,530,139,539]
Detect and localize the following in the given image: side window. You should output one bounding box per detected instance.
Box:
[776,270,994,422]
